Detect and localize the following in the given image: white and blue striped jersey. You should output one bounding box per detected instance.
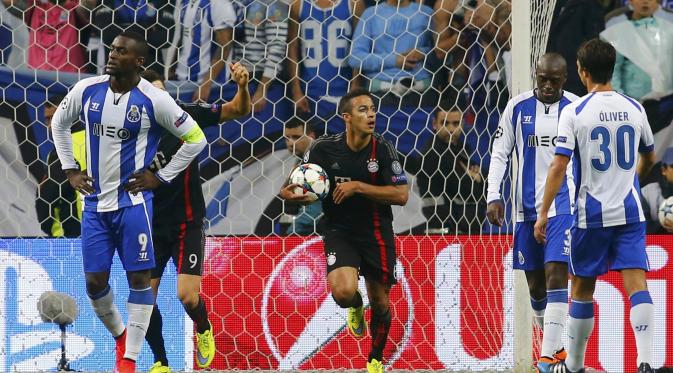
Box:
[51,75,201,212]
[176,0,237,83]
[488,90,579,222]
[555,91,655,229]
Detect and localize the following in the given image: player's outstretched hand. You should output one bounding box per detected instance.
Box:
[124,169,162,195]
[486,200,504,227]
[65,169,95,195]
[279,183,315,204]
[230,62,249,87]
[333,181,360,204]
[533,216,548,245]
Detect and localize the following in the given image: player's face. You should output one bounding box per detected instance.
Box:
[630,0,657,18]
[535,67,566,104]
[344,95,376,135]
[662,165,673,184]
[151,80,166,91]
[284,126,314,157]
[433,110,462,144]
[106,36,144,76]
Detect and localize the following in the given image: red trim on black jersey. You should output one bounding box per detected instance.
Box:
[184,166,193,221]
[177,222,187,273]
[369,137,389,284]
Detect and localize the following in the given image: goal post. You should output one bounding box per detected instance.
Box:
[511,0,558,370]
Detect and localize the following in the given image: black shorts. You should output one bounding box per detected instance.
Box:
[151,219,205,278]
[322,228,398,286]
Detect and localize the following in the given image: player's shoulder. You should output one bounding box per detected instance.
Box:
[562,90,580,102]
[136,78,176,104]
[312,133,344,150]
[373,133,397,156]
[563,91,598,116]
[507,90,536,108]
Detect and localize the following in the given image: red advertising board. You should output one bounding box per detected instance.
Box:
[200,235,673,372]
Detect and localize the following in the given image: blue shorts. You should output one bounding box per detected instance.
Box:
[513,215,572,271]
[569,222,649,277]
[81,202,155,273]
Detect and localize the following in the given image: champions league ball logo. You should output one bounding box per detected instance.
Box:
[261,237,414,369]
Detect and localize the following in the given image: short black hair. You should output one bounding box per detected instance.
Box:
[116,31,148,59]
[338,88,375,115]
[141,69,164,83]
[285,117,316,135]
[577,38,616,84]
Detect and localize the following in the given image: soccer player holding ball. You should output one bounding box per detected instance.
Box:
[279,89,409,373]
[535,39,656,373]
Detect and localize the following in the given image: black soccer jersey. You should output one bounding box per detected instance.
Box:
[150,102,221,227]
[304,133,407,235]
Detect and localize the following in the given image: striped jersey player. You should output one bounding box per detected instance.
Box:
[487,53,578,371]
[50,32,207,373]
[534,39,656,373]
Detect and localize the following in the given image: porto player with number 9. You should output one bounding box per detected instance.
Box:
[534,39,657,373]
[280,89,409,373]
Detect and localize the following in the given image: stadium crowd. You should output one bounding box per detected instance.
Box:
[1,0,673,235]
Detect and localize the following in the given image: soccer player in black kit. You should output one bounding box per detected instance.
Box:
[140,64,251,373]
[280,89,409,373]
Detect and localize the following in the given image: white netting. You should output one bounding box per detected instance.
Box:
[0,0,572,371]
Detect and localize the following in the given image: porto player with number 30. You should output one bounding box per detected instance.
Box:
[279,89,409,373]
[534,39,656,373]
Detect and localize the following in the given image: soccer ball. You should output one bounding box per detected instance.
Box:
[289,163,330,202]
[658,196,673,226]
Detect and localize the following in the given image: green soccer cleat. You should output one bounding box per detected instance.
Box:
[367,358,384,373]
[148,361,170,373]
[347,290,366,338]
[195,321,216,368]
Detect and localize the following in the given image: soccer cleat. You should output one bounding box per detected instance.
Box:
[637,363,654,373]
[548,361,585,373]
[553,348,568,361]
[114,329,126,367]
[113,358,136,373]
[347,290,366,338]
[195,321,216,368]
[536,356,558,373]
[148,361,171,373]
[367,358,384,373]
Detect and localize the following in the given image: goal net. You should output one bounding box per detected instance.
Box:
[0,0,670,372]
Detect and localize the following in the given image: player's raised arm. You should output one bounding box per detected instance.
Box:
[220,62,252,121]
[486,100,516,226]
[152,91,207,183]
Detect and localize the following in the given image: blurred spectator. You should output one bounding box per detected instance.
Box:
[434,0,510,110]
[641,147,673,233]
[601,0,673,101]
[36,96,84,237]
[407,98,485,234]
[348,0,434,98]
[233,0,289,112]
[2,0,95,72]
[619,0,673,9]
[287,0,364,120]
[90,0,174,74]
[283,118,322,235]
[546,0,605,96]
[173,0,236,102]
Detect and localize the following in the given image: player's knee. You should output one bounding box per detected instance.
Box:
[85,277,109,297]
[178,288,199,309]
[331,287,357,308]
[545,264,569,290]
